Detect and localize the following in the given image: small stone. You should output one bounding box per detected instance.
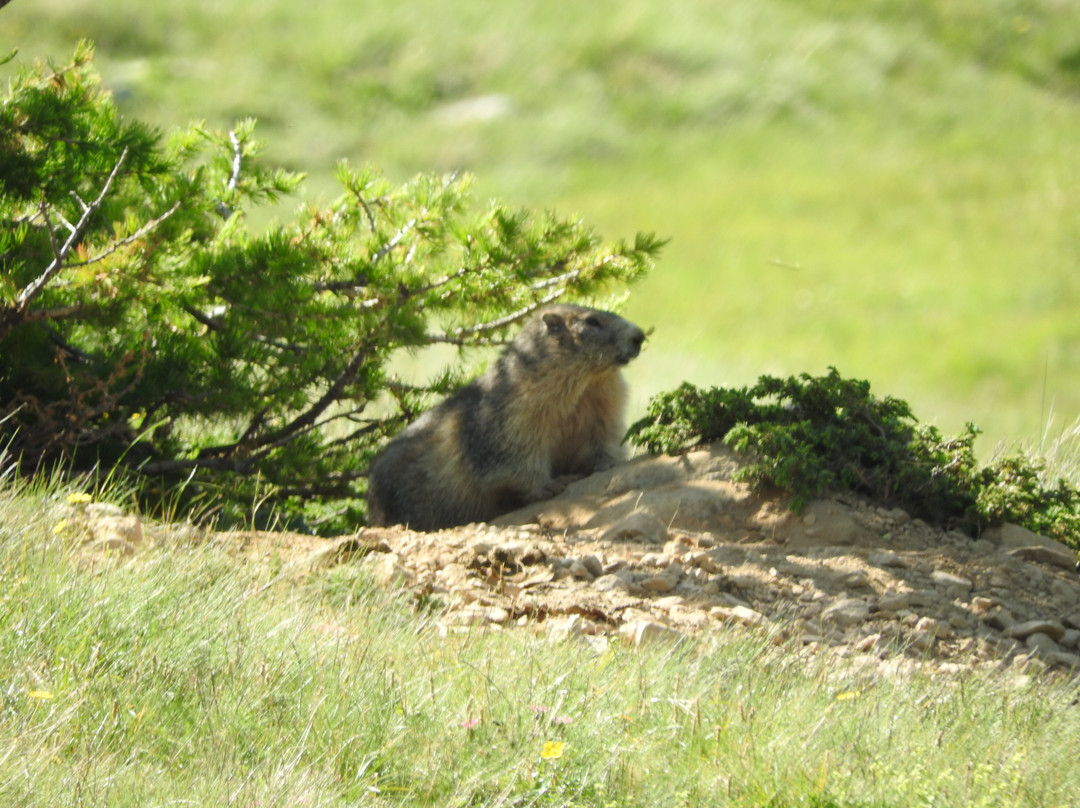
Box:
[822,598,870,628]
[908,630,935,653]
[653,595,687,610]
[470,540,493,556]
[868,550,907,568]
[1061,629,1080,650]
[982,609,1015,631]
[640,574,678,593]
[593,573,629,592]
[580,554,605,578]
[969,596,997,615]
[1065,613,1080,631]
[365,553,416,589]
[843,570,871,588]
[601,512,669,544]
[729,605,769,628]
[547,614,584,641]
[930,570,973,594]
[1049,577,1079,605]
[444,605,509,626]
[1004,619,1066,642]
[1025,632,1062,655]
[875,593,911,612]
[568,560,595,580]
[888,507,911,525]
[621,620,683,647]
[948,613,973,631]
[1044,651,1080,669]
[87,514,143,550]
[854,633,882,653]
[709,605,769,629]
[916,616,951,639]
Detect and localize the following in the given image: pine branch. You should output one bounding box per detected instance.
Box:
[13,147,129,314]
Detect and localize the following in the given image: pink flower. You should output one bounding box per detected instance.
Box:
[461,718,480,730]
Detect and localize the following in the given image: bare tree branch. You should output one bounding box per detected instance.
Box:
[215,130,243,219]
[14,147,129,314]
[58,200,182,273]
[429,288,564,344]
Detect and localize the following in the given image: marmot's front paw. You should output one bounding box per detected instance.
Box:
[535,473,584,500]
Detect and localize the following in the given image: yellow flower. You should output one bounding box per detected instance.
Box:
[66,492,93,504]
[52,519,69,535]
[540,741,565,761]
[834,690,859,701]
[28,690,54,701]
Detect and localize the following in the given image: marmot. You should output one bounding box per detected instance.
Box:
[366,304,646,531]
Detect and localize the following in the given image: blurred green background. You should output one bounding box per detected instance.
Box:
[4,0,1079,450]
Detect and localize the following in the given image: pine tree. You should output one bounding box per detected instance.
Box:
[1,44,662,531]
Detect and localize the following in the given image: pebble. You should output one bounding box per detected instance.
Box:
[875,593,911,612]
[620,620,683,647]
[640,574,679,593]
[982,609,1015,631]
[868,550,906,568]
[601,512,669,544]
[930,570,973,594]
[710,605,769,629]
[916,616,951,639]
[822,598,870,627]
[1049,577,1079,605]
[1025,632,1063,655]
[908,630,935,653]
[569,559,595,580]
[1004,619,1066,642]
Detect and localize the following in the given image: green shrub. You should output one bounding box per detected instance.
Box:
[627,368,1080,548]
[0,44,661,531]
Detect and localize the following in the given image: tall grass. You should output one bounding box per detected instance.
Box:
[3,476,1080,806]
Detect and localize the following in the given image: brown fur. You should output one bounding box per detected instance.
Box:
[366,304,645,530]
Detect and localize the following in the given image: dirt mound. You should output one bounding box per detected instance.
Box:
[72,444,1080,676]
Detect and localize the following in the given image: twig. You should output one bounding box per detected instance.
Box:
[355,192,377,234]
[66,200,182,269]
[215,130,243,219]
[429,289,563,345]
[14,147,129,313]
[373,219,416,264]
[227,130,242,192]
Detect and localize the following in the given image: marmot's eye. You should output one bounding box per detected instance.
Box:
[584,315,603,328]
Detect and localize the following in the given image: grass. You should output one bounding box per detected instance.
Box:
[3,474,1080,807]
[3,0,1080,449]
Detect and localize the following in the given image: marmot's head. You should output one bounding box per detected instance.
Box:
[535,304,646,368]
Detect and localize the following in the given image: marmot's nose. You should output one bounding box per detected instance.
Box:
[623,327,645,361]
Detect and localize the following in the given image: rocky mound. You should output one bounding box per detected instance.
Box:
[71,444,1080,676]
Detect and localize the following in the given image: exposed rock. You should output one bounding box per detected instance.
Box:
[1006,545,1077,571]
[72,441,1080,676]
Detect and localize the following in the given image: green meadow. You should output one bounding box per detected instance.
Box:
[4,0,1079,449]
[3,478,1080,807]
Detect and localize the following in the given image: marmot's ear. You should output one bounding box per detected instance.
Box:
[542,312,565,333]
